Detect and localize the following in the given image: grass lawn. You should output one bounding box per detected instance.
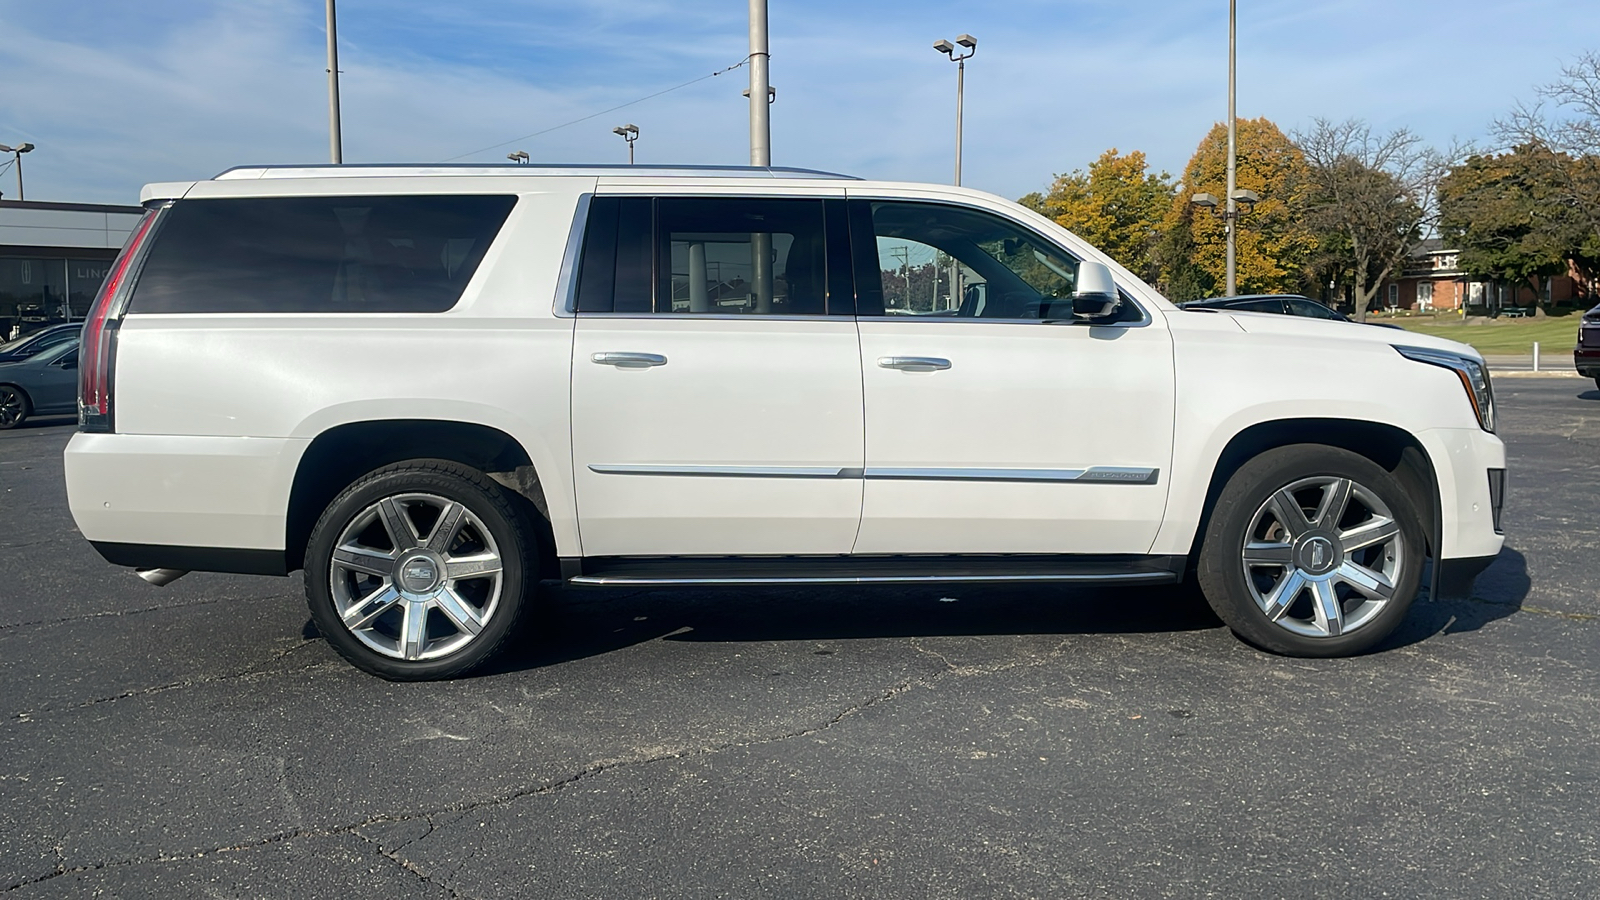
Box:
[1381,313,1581,356]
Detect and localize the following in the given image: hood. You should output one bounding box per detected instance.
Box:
[1204,309,1484,360]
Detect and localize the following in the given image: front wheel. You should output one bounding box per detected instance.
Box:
[304,459,536,680]
[0,385,30,429]
[1197,444,1424,657]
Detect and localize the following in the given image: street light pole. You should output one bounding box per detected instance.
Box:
[748,0,774,312]
[0,143,33,200]
[326,0,343,164]
[934,35,977,186]
[1225,0,1237,296]
[612,125,639,164]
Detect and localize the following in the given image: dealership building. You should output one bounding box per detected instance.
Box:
[0,199,143,342]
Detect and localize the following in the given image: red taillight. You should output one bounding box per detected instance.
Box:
[80,210,159,432]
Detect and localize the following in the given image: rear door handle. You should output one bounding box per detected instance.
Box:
[877,356,951,371]
[592,352,667,368]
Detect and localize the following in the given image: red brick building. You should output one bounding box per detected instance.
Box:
[1380,239,1594,313]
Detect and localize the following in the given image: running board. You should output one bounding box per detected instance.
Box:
[564,554,1184,587]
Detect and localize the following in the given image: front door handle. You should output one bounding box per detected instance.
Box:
[592,352,668,368]
[877,356,951,371]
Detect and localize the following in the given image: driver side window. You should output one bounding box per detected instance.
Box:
[854,200,1081,320]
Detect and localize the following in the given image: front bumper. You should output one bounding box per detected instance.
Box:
[1417,426,1506,565]
[1575,345,1600,377]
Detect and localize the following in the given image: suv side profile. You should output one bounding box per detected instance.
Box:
[65,165,1506,680]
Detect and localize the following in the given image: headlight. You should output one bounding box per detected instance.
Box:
[1394,345,1495,432]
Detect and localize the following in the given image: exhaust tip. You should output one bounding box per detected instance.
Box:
[135,568,189,587]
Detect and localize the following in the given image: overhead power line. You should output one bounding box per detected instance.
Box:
[444,56,754,162]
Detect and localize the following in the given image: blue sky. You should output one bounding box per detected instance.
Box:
[3,0,1599,205]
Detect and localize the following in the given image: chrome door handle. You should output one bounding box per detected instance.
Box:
[877,356,951,371]
[592,352,667,368]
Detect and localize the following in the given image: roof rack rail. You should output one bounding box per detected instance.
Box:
[213,163,860,181]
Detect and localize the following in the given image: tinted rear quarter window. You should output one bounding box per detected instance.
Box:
[130,195,516,314]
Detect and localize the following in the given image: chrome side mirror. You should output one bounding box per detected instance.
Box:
[1072,261,1120,319]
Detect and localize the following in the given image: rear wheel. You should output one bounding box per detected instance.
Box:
[0,385,29,429]
[1197,444,1424,657]
[304,459,536,680]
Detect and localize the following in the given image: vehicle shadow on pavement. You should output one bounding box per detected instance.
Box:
[482,582,1226,675]
[1577,388,1600,401]
[1379,546,1531,651]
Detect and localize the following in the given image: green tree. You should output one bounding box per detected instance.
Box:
[1156,118,1318,301]
[1439,146,1586,314]
[1023,148,1174,283]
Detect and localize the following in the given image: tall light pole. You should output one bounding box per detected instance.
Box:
[326,0,343,164]
[0,143,33,200]
[1224,0,1237,295]
[612,125,640,164]
[934,34,976,186]
[747,0,774,312]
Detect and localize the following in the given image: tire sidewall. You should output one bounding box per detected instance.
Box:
[1197,444,1425,657]
[305,460,531,680]
[0,385,29,429]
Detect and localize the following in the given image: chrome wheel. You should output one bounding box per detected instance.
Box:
[1240,475,1403,639]
[0,386,26,429]
[329,492,504,661]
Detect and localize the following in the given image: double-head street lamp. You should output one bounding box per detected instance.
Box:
[0,142,34,201]
[1192,0,1245,295]
[1190,187,1259,294]
[933,34,976,186]
[506,150,530,164]
[612,124,639,165]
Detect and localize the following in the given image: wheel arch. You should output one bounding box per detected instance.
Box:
[285,419,557,577]
[1185,418,1440,563]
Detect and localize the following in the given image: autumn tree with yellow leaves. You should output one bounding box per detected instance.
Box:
[1020,149,1174,283]
[1157,118,1319,301]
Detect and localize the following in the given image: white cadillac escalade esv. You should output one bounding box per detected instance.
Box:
[63,164,1505,679]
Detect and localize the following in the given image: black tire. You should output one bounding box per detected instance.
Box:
[0,385,30,429]
[1196,444,1424,657]
[305,459,538,680]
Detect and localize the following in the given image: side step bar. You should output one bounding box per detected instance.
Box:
[563,554,1185,588]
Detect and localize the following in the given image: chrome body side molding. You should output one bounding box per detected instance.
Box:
[588,464,1159,485]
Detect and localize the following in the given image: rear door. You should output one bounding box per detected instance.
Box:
[568,192,866,556]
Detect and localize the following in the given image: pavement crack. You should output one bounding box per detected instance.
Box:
[7,657,343,723]
[2,671,948,892]
[356,829,478,900]
[0,593,281,634]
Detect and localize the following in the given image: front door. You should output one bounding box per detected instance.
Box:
[846,197,1175,555]
[569,194,864,557]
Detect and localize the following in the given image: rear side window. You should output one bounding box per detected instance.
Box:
[129,195,516,314]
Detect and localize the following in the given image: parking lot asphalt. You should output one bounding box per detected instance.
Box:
[1,379,1596,899]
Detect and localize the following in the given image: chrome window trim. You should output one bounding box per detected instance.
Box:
[553,192,594,318]
[587,464,1159,484]
[572,313,844,322]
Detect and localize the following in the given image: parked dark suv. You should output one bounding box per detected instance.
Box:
[1178,294,1402,329]
[1577,302,1600,389]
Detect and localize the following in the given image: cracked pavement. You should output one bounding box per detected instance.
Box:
[1,378,1597,898]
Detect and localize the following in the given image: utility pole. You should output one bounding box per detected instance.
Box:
[748,0,773,312]
[748,0,771,168]
[326,0,343,164]
[1225,0,1237,296]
